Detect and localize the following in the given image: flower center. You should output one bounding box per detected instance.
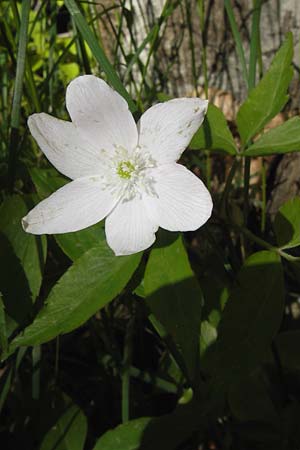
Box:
[101,145,157,201]
[117,160,135,179]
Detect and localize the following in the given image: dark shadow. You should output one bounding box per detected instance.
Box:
[274,211,295,247]
[0,232,33,326]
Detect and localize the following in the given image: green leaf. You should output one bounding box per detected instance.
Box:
[55,225,106,261]
[93,401,203,450]
[144,234,203,381]
[204,251,284,384]
[237,33,293,144]
[9,242,141,349]
[29,167,105,260]
[29,167,67,200]
[275,331,300,370]
[93,417,151,450]
[40,403,87,450]
[189,104,237,155]
[64,0,136,112]
[244,117,300,156]
[228,371,279,426]
[0,195,46,300]
[274,197,300,249]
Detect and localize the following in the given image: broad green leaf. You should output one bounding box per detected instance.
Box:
[190,104,237,155]
[29,167,67,200]
[228,371,279,426]
[40,403,87,450]
[30,167,105,260]
[55,225,105,261]
[204,251,284,384]
[10,242,141,349]
[93,417,151,450]
[0,195,46,301]
[274,197,300,249]
[275,331,300,370]
[237,33,293,144]
[93,401,203,450]
[245,117,300,156]
[144,234,203,380]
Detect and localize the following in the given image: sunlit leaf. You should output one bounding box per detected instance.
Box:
[190,104,237,154]
[245,117,300,156]
[9,242,141,349]
[144,234,203,380]
[237,33,293,144]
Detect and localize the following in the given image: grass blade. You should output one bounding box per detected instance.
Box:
[224,0,248,88]
[64,0,136,112]
[8,0,31,191]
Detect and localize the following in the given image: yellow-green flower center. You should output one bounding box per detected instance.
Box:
[117,160,135,179]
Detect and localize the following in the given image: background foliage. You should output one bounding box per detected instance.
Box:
[1,1,300,449]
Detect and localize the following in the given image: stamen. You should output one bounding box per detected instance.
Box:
[101,146,158,201]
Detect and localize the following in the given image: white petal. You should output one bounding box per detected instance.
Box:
[66,75,138,152]
[22,176,117,235]
[105,197,158,256]
[145,164,212,231]
[28,113,109,180]
[138,98,208,163]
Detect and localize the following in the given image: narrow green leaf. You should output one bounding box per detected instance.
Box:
[244,117,300,156]
[274,197,300,249]
[237,33,293,144]
[40,403,87,450]
[64,0,136,112]
[10,243,141,349]
[0,294,7,357]
[190,104,237,155]
[144,234,203,381]
[224,0,248,87]
[8,0,31,190]
[204,251,284,384]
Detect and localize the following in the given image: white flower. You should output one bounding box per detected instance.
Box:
[22,75,213,256]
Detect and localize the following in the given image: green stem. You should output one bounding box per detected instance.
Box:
[121,316,135,423]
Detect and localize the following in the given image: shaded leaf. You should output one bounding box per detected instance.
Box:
[144,234,203,380]
[93,418,151,450]
[93,401,203,450]
[190,104,237,155]
[274,197,300,249]
[204,251,284,384]
[275,331,300,370]
[10,242,141,349]
[237,33,293,144]
[0,195,46,300]
[40,402,87,450]
[228,371,279,425]
[245,117,300,156]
